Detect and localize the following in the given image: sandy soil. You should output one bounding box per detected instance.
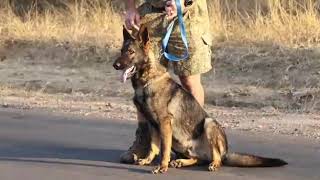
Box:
[0,38,319,140]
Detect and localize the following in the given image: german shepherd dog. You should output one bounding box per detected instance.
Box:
[113,26,287,174]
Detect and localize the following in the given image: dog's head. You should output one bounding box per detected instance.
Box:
[113,26,150,83]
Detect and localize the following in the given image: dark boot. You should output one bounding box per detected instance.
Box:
[120,122,151,164]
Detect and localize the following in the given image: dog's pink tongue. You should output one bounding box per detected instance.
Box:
[121,67,133,83]
[121,66,136,83]
[121,70,128,83]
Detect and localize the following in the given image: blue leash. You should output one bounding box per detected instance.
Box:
[162,0,189,62]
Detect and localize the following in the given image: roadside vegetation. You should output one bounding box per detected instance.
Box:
[1,0,320,46]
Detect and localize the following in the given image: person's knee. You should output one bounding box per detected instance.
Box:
[179,74,202,92]
[179,74,204,106]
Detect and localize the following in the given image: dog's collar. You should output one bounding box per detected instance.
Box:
[143,72,169,88]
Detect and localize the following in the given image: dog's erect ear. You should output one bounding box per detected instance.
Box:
[139,27,150,45]
[123,25,134,40]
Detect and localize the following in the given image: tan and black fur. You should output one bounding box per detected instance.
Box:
[113,26,287,174]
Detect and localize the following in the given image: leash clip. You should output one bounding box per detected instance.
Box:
[160,48,164,55]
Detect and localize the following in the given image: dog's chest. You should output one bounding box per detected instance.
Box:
[134,87,163,123]
[134,87,152,107]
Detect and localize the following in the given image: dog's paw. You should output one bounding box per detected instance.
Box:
[136,158,152,166]
[208,162,221,172]
[152,165,168,174]
[169,160,183,168]
[120,152,138,164]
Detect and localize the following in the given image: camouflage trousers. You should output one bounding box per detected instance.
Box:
[138,2,212,76]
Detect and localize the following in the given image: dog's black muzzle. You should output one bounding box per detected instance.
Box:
[113,61,122,70]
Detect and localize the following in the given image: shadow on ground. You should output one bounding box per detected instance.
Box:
[0,143,151,173]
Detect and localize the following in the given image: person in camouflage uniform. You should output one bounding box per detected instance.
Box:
[120,0,212,164]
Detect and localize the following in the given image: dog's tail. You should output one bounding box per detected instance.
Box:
[222,152,288,167]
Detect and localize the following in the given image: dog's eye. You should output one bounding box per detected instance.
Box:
[128,49,135,55]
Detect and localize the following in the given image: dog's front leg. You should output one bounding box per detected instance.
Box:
[137,126,160,166]
[152,117,172,174]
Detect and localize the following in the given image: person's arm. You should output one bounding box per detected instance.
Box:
[126,0,136,10]
[125,0,140,30]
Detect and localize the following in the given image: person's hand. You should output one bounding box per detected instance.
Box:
[165,0,185,20]
[165,0,177,20]
[125,8,141,31]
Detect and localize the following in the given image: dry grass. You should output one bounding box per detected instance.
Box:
[0,0,122,47]
[209,0,320,46]
[0,0,320,47]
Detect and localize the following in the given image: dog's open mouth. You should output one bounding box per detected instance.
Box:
[121,65,136,83]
